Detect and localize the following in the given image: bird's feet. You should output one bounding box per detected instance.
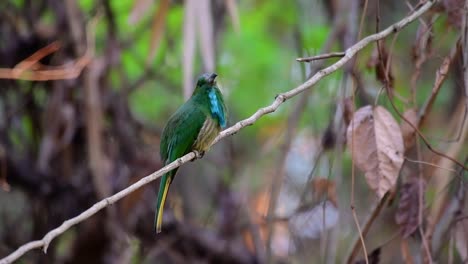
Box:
[193,150,205,160]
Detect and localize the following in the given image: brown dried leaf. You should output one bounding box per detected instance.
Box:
[347,105,404,198]
[0,145,9,192]
[367,43,394,88]
[322,97,354,150]
[343,97,355,127]
[321,124,336,151]
[310,178,338,207]
[400,108,418,151]
[147,0,170,64]
[395,179,426,237]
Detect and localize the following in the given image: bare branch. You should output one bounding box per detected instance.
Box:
[265,22,341,262]
[296,52,345,62]
[0,1,436,263]
[0,16,98,81]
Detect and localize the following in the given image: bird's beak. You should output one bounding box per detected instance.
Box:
[209,73,218,83]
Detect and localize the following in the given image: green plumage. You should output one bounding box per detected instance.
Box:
[155,73,227,233]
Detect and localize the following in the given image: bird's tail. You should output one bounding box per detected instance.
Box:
[155,173,172,233]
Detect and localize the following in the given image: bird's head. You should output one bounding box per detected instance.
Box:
[193,73,217,95]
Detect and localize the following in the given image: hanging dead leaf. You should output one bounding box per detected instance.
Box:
[400,108,418,151]
[395,179,426,237]
[310,178,338,207]
[147,0,171,64]
[343,97,355,127]
[367,43,394,88]
[321,124,336,151]
[347,105,404,198]
[0,145,9,192]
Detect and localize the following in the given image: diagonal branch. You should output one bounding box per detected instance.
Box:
[296,52,345,62]
[0,1,436,263]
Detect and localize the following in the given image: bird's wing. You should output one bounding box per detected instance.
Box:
[160,104,207,163]
[208,87,227,128]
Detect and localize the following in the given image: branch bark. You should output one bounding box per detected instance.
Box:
[0,1,436,263]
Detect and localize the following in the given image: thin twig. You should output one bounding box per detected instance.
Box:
[296,52,345,62]
[346,194,389,264]
[386,81,468,171]
[349,83,369,264]
[405,157,459,174]
[0,2,437,263]
[265,22,341,263]
[13,41,61,73]
[348,1,374,263]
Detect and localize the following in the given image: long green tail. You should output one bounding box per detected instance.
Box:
[155,173,173,233]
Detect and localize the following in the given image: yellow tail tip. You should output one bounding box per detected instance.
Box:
[155,212,163,233]
[155,175,171,234]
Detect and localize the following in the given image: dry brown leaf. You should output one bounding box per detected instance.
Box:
[347,105,404,198]
[395,179,426,238]
[321,124,336,151]
[310,178,338,207]
[147,0,170,64]
[367,43,394,88]
[343,97,355,127]
[0,145,9,192]
[322,97,354,150]
[400,108,418,151]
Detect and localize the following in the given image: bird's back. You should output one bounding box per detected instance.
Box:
[159,99,207,164]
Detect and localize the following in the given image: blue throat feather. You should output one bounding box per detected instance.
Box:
[208,89,226,128]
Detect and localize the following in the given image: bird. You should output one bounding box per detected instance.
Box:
[155,72,227,233]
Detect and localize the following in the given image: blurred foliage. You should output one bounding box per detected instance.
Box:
[0,0,467,263]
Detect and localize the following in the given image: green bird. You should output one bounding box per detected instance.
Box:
[155,73,227,233]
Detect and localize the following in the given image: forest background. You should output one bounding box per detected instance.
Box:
[0,0,467,263]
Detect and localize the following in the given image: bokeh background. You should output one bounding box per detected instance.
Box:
[0,0,467,263]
